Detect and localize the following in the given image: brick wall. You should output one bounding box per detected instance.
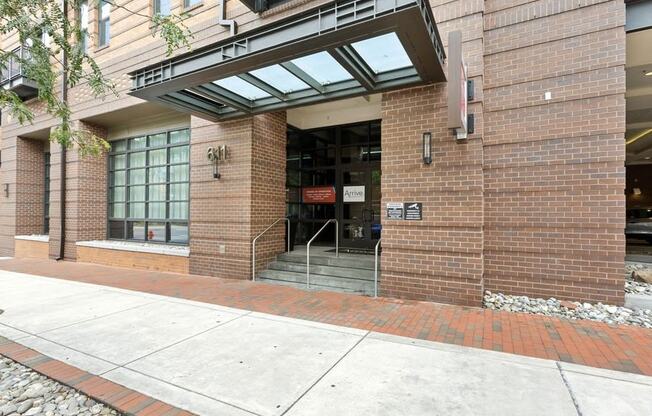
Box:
[15,138,46,236]
[189,112,286,279]
[482,0,626,304]
[379,0,486,306]
[48,121,109,260]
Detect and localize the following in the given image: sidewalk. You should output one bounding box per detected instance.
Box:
[0,259,651,375]
[1,266,651,415]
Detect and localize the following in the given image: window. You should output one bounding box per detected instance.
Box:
[44,153,51,234]
[98,0,111,47]
[108,129,190,244]
[154,0,171,15]
[184,0,201,8]
[78,1,89,52]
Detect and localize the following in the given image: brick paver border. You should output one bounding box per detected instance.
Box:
[0,336,194,416]
[0,258,651,376]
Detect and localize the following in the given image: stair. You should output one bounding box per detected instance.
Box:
[257,251,378,296]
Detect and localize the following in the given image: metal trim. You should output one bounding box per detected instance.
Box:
[128,0,445,120]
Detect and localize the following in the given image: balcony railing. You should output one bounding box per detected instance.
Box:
[0,46,39,100]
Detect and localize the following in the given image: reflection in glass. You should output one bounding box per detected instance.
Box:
[213,76,271,100]
[250,65,310,93]
[351,33,412,74]
[148,222,166,242]
[290,52,352,85]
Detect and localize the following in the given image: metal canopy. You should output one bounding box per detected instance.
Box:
[129,0,446,121]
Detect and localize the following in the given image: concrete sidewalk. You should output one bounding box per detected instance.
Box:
[1,270,651,416]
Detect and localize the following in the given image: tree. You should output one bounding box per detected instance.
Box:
[0,0,192,155]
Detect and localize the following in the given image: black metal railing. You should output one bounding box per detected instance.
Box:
[0,46,32,84]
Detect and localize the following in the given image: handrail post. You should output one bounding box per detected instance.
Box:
[306,218,338,290]
[252,217,290,281]
[374,238,381,297]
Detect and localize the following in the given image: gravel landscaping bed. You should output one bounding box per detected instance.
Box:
[483,291,652,329]
[625,261,652,296]
[0,356,120,416]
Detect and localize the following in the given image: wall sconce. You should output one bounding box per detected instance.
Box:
[207,145,227,179]
[3,183,8,197]
[423,132,432,165]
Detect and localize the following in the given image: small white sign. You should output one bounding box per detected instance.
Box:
[343,186,365,203]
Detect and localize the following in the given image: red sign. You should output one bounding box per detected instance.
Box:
[302,186,336,204]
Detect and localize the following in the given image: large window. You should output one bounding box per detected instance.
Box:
[98,0,110,47]
[108,129,190,244]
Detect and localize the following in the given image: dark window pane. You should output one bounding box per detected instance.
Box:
[109,221,125,239]
[341,124,369,146]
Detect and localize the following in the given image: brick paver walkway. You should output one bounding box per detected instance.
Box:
[0,336,194,415]
[1,258,651,376]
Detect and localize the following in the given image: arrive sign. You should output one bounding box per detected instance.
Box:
[302,186,336,204]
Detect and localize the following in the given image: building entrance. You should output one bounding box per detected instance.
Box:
[287,120,381,251]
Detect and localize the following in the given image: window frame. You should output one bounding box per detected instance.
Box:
[98,0,111,48]
[107,128,190,245]
[78,0,90,52]
[183,0,202,10]
[153,0,171,16]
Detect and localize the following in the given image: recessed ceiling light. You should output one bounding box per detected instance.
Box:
[645,71,652,77]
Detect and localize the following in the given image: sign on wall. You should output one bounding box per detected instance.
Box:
[343,186,365,203]
[447,30,468,141]
[302,186,336,204]
[386,202,404,219]
[404,202,423,220]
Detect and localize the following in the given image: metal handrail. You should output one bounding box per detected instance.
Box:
[252,217,290,281]
[306,219,338,289]
[374,238,381,297]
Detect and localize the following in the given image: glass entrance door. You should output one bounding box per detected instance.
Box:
[286,120,381,250]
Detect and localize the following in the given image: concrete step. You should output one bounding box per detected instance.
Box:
[278,252,376,270]
[268,260,375,281]
[257,269,375,295]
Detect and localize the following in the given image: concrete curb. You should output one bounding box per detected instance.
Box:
[0,336,195,416]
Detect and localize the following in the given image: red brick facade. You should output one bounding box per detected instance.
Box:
[0,0,626,306]
[189,112,286,279]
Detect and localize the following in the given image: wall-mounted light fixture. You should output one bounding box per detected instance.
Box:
[207,145,227,179]
[423,132,432,165]
[3,183,8,197]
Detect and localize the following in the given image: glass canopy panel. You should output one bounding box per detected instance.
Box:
[249,65,310,93]
[290,52,353,85]
[351,32,413,74]
[212,76,271,100]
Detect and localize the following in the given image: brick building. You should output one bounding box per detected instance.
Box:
[0,0,642,306]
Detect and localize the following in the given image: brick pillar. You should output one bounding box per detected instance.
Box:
[48,121,108,260]
[482,0,626,304]
[380,84,485,306]
[189,112,287,279]
[15,137,46,236]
